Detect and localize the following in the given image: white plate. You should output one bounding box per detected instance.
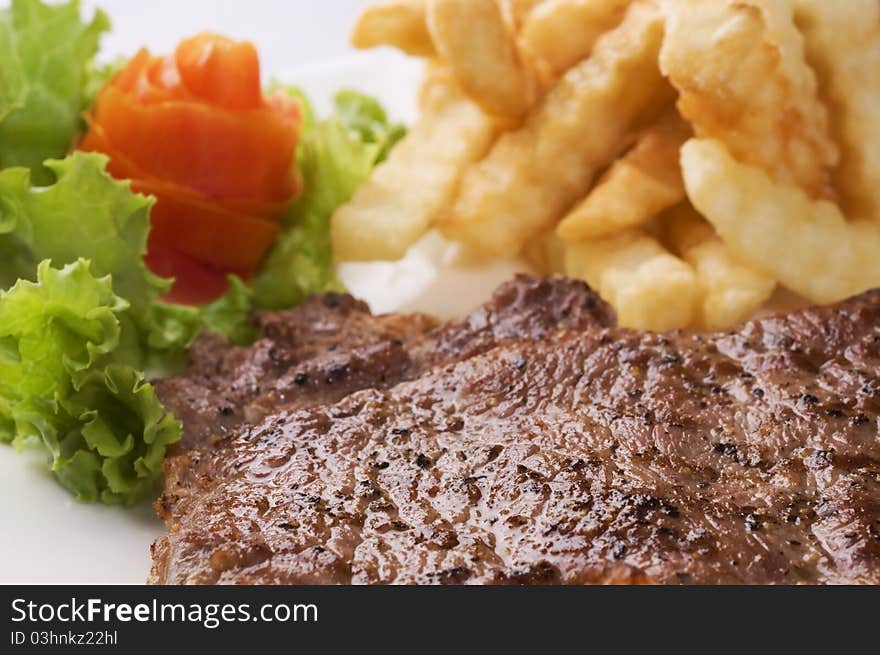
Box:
[0,52,529,584]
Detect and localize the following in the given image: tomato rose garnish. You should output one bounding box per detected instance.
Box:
[79,33,302,303]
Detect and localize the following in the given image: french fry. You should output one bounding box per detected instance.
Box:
[351,0,436,57]
[427,0,537,118]
[663,203,775,329]
[345,0,880,331]
[557,106,690,241]
[659,0,838,197]
[792,0,880,219]
[565,229,699,331]
[440,1,673,258]
[331,77,496,262]
[417,62,455,110]
[500,0,550,31]
[519,0,631,77]
[682,138,880,305]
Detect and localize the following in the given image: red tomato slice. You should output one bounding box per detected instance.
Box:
[141,178,281,272]
[80,32,304,305]
[82,125,281,273]
[145,246,237,305]
[80,122,294,222]
[176,33,263,111]
[93,86,298,202]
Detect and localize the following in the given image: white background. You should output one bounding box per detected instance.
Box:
[82,0,376,70]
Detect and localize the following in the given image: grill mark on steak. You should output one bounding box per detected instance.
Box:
[150,279,880,585]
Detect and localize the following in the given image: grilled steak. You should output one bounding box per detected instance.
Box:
[151,277,880,585]
[153,275,615,569]
[155,294,437,452]
[157,276,613,452]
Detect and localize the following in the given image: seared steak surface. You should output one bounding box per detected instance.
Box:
[151,277,880,584]
[157,276,611,452]
[153,276,614,580]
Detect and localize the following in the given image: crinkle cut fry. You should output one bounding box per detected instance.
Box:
[331,74,496,262]
[792,0,880,219]
[556,105,690,241]
[565,228,699,331]
[663,203,776,329]
[659,0,838,197]
[427,0,538,118]
[682,138,880,306]
[440,1,673,258]
[351,0,436,57]
[501,0,550,31]
[519,0,632,77]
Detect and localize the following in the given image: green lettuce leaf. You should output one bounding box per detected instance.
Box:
[154,275,258,352]
[0,260,181,505]
[250,89,405,309]
[0,0,110,184]
[199,276,258,345]
[0,153,253,503]
[334,89,407,163]
[0,152,184,368]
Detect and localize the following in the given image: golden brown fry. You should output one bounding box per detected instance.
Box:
[417,62,455,110]
[682,138,880,305]
[557,106,690,241]
[500,0,550,31]
[331,78,496,262]
[427,0,537,118]
[440,1,672,258]
[792,0,880,219]
[663,204,775,329]
[565,229,699,331]
[351,0,436,57]
[659,0,838,197]
[519,0,630,77]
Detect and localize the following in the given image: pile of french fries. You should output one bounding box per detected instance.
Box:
[332,0,880,330]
